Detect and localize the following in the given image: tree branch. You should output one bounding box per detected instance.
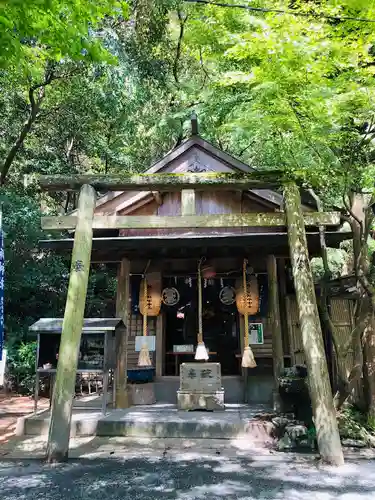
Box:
[199,47,210,88]
[183,0,375,23]
[238,141,255,158]
[0,63,78,184]
[343,192,363,230]
[288,100,325,162]
[173,10,188,85]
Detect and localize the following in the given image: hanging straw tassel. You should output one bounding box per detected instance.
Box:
[195,257,209,361]
[242,259,257,369]
[138,276,152,366]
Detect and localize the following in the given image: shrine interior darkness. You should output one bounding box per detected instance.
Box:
[164,277,239,376]
[130,272,269,376]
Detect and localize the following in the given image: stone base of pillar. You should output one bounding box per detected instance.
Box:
[129,383,156,405]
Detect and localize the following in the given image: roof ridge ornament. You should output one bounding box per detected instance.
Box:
[191,111,198,136]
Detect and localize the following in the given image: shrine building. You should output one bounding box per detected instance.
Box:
[38,119,353,406]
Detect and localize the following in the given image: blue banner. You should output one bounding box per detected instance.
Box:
[0,230,3,360]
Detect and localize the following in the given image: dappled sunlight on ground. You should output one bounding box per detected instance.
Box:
[1,451,375,499]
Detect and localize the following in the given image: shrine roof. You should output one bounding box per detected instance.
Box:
[29,318,123,333]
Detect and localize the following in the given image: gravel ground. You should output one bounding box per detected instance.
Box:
[0,450,375,499]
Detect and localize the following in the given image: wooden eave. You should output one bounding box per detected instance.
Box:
[40,228,352,262]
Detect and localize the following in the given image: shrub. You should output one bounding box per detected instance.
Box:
[6,341,37,395]
[337,405,375,443]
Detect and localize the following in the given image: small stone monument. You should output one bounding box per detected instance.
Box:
[177,362,225,411]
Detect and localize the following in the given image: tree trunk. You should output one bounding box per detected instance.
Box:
[363,302,375,421]
[46,184,96,463]
[284,182,344,466]
[1,85,46,185]
[348,192,375,416]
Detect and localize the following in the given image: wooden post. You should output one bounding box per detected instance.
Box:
[277,258,290,358]
[156,313,164,377]
[115,258,130,409]
[46,184,96,462]
[283,182,344,466]
[267,254,284,409]
[239,315,249,403]
[181,189,196,216]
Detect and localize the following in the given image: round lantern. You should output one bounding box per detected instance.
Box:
[236,274,259,316]
[139,279,161,317]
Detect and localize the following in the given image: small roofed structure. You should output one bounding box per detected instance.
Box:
[31,318,122,414]
[30,318,122,332]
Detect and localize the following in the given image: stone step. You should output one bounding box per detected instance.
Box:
[19,404,275,445]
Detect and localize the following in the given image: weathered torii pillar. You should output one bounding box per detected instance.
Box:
[284,182,344,466]
[46,184,96,462]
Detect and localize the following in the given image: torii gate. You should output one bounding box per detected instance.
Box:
[36,171,344,466]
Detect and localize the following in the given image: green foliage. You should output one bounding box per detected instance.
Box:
[175,0,375,200]
[0,0,130,70]
[0,186,68,341]
[1,185,116,391]
[338,405,375,443]
[6,341,37,394]
[311,249,349,282]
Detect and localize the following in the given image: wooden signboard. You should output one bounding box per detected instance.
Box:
[248,323,264,345]
[173,344,194,353]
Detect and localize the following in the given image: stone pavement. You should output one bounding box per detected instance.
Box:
[1,449,375,499]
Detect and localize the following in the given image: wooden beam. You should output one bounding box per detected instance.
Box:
[115,258,130,409]
[267,255,284,411]
[34,171,288,192]
[284,182,344,466]
[181,189,196,216]
[42,212,341,230]
[152,191,163,206]
[46,184,96,463]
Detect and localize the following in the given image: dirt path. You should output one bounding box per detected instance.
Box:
[0,393,48,444]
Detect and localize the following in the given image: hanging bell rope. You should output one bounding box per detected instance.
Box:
[241,258,257,369]
[195,257,209,361]
[138,263,152,367]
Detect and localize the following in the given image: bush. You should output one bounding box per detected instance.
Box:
[6,341,37,395]
[337,405,375,443]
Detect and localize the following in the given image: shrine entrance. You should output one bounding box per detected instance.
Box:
[163,276,240,376]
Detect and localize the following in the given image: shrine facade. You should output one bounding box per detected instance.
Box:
[40,128,352,406]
